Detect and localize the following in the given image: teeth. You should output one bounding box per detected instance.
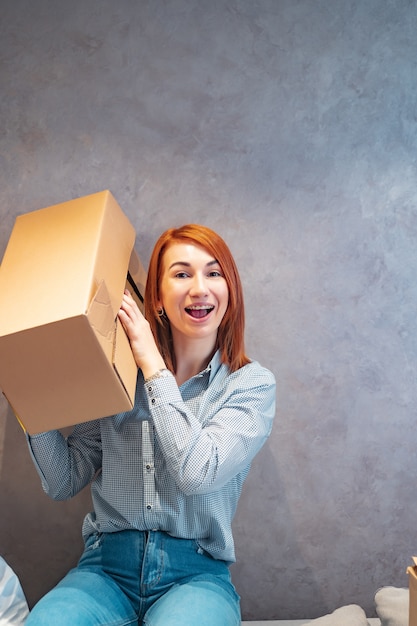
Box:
[187,305,213,310]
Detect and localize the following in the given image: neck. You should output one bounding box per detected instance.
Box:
[172,335,216,386]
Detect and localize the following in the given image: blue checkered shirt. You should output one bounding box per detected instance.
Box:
[27,350,276,563]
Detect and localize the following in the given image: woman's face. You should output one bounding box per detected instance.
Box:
[158,242,229,347]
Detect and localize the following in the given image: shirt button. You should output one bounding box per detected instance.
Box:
[148,386,153,393]
[147,505,152,510]
[146,464,151,471]
[151,398,156,404]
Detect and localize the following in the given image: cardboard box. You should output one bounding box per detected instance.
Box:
[0,190,146,435]
[408,557,417,626]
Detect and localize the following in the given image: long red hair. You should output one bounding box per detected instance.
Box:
[145,224,250,373]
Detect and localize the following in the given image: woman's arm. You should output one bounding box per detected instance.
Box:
[147,363,276,495]
[27,419,102,500]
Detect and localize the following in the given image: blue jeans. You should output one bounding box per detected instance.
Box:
[25,530,241,625]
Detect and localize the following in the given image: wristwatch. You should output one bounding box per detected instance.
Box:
[144,368,171,383]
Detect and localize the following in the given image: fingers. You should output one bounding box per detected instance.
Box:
[119,289,141,321]
[117,290,158,369]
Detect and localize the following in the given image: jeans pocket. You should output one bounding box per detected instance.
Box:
[83,532,103,553]
[194,541,206,556]
[78,532,104,570]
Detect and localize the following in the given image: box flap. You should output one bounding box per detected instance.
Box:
[87,279,115,362]
[92,191,136,318]
[88,278,138,407]
[112,318,137,405]
[408,557,417,577]
[87,278,138,409]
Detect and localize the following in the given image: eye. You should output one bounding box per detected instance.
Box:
[208,270,223,277]
[174,271,190,279]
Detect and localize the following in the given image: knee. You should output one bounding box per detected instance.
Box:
[25,584,137,626]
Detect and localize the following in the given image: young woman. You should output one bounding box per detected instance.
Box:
[25,224,276,626]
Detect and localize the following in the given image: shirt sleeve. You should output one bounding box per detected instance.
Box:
[26,419,102,500]
[145,362,276,496]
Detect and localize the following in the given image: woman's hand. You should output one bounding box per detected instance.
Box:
[118,290,166,378]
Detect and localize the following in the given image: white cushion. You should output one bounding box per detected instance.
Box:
[374,586,408,626]
[301,604,368,625]
[0,557,29,626]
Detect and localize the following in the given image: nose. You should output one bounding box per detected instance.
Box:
[190,272,208,296]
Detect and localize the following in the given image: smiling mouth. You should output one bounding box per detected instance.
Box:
[185,305,215,319]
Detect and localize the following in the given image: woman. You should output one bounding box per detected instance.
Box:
[25,224,276,626]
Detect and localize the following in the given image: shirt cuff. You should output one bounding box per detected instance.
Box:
[144,371,182,409]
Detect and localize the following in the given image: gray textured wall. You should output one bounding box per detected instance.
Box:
[1,0,417,620]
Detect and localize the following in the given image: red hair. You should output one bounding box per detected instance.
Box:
[145,224,250,373]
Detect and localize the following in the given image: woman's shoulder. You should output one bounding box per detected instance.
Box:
[210,350,275,389]
[226,358,276,389]
[244,359,275,382]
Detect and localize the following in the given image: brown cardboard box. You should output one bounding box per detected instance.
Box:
[407,557,417,626]
[0,190,146,434]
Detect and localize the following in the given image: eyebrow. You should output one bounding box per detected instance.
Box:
[168,259,220,270]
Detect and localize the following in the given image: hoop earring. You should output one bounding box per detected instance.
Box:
[157,307,165,317]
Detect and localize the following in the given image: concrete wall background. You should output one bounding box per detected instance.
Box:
[1,0,417,620]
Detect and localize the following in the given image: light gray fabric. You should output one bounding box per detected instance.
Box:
[301,604,368,625]
[242,617,381,626]
[241,619,380,625]
[241,622,307,625]
[374,586,408,626]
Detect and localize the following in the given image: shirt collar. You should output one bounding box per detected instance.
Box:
[207,349,223,383]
